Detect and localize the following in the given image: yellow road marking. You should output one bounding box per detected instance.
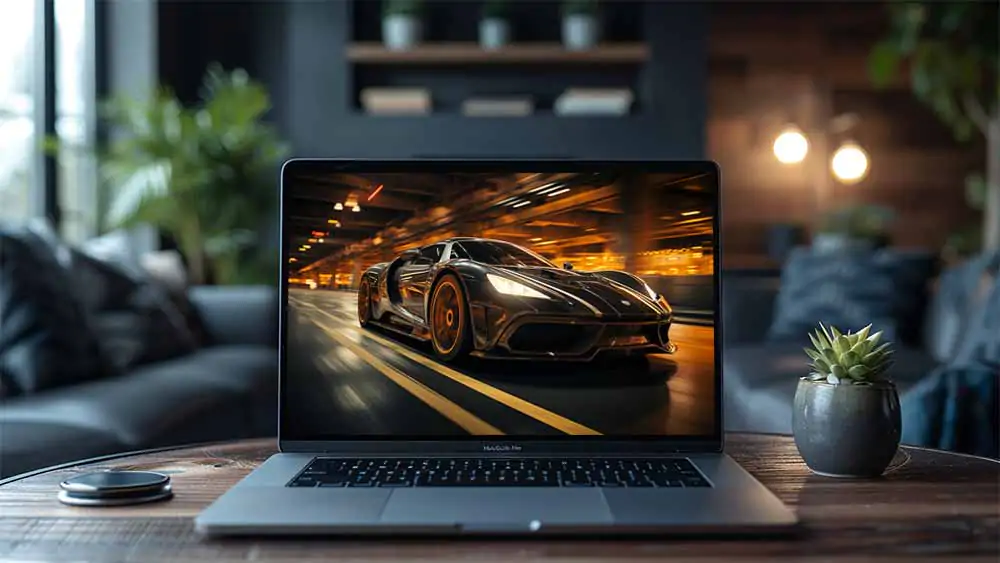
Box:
[315,320,503,436]
[302,304,602,436]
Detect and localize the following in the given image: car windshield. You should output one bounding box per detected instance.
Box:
[455,241,554,268]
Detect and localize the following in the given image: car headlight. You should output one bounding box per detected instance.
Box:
[486,273,550,299]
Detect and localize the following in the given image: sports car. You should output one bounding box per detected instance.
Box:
[356,237,676,362]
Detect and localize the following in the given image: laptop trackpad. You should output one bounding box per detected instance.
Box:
[380,488,612,530]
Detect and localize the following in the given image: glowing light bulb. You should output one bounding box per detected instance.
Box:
[831,142,869,183]
[334,203,344,211]
[773,127,809,164]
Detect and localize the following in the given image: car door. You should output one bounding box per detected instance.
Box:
[397,243,443,320]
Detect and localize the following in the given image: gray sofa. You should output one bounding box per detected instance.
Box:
[721,265,956,435]
[0,286,278,480]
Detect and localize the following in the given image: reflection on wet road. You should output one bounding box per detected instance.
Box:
[285,289,716,438]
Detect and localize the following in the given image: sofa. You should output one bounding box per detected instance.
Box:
[722,247,996,438]
[0,224,279,480]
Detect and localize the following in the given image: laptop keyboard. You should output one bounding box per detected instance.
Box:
[287,458,711,488]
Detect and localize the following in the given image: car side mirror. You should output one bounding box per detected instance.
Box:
[563,262,574,270]
[400,248,420,260]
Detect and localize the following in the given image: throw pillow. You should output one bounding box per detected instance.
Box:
[0,224,108,395]
[68,245,201,371]
[766,246,937,346]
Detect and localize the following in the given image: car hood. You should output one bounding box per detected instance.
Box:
[489,266,665,318]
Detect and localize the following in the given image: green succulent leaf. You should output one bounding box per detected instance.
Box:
[808,332,825,351]
[804,347,823,361]
[848,365,871,379]
[831,364,847,379]
[813,358,832,373]
[834,335,852,355]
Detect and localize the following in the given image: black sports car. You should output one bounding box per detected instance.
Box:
[356,238,676,362]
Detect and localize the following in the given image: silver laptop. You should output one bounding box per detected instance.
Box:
[195,159,798,536]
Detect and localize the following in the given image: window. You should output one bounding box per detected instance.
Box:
[454,241,554,268]
[419,244,445,264]
[56,0,97,242]
[0,0,97,239]
[0,2,36,220]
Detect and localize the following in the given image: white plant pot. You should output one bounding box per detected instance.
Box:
[479,18,510,50]
[562,14,599,50]
[382,15,422,50]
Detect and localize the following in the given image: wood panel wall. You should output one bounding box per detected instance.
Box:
[707,2,984,267]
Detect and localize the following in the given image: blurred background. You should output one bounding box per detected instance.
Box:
[1,0,996,478]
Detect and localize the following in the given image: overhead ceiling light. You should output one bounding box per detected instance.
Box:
[289,257,297,262]
[318,238,324,243]
[530,237,543,242]
[496,196,519,206]
[538,184,563,195]
[528,182,555,194]
[334,203,344,211]
[504,199,522,206]
[681,211,700,216]
[368,184,384,201]
[352,205,361,212]
[512,201,531,208]
[547,188,570,197]
[308,238,317,243]
[303,244,311,249]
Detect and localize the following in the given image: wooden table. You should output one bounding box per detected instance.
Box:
[1,434,997,562]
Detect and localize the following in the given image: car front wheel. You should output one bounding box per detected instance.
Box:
[429,274,472,361]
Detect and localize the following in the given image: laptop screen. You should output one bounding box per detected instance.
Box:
[281,161,719,444]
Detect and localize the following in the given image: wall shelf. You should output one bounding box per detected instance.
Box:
[346,42,650,65]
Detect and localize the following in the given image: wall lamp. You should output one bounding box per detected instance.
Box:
[772,114,870,184]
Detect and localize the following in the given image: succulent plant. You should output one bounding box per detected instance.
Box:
[804,323,894,386]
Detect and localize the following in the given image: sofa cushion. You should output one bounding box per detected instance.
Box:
[0,421,124,479]
[0,358,249,449]
[0,224,108,395]
[723,342,939,434]
[163,346,278,436]
[766,247,936,347]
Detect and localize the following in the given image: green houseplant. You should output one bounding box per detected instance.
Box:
[793,323,901,478]
[479,1,510,50]
[383,0,425,50]
[869,1,999,253]
[94,64,287,285]
[561,0,600,50]
[814,204,895,253]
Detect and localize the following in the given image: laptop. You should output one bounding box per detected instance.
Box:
[195,159,799,536]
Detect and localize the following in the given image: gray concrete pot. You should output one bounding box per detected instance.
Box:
[479,18,510,50]
[562,14,599,50]
[793,378,901,478]
[382,15,422,50]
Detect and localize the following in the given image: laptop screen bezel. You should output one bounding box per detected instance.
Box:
[278,159,724,455]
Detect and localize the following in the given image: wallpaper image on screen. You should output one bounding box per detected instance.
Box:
[284,170,716,439]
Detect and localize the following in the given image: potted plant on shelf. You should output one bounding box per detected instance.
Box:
[479,0,510,50]
[794,323,901,478]
[382,0,424,51]
[561,0,600,51]
[813,204,895,254]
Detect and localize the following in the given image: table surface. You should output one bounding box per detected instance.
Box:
[1,434,997,562]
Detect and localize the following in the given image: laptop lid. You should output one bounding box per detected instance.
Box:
[279,159,722,455]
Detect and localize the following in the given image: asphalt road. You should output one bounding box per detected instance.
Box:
[285,289,716,438]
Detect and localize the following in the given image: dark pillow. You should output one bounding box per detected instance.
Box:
[0,226,108,396]
[66,247,201,371]
[766,246,937,346]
